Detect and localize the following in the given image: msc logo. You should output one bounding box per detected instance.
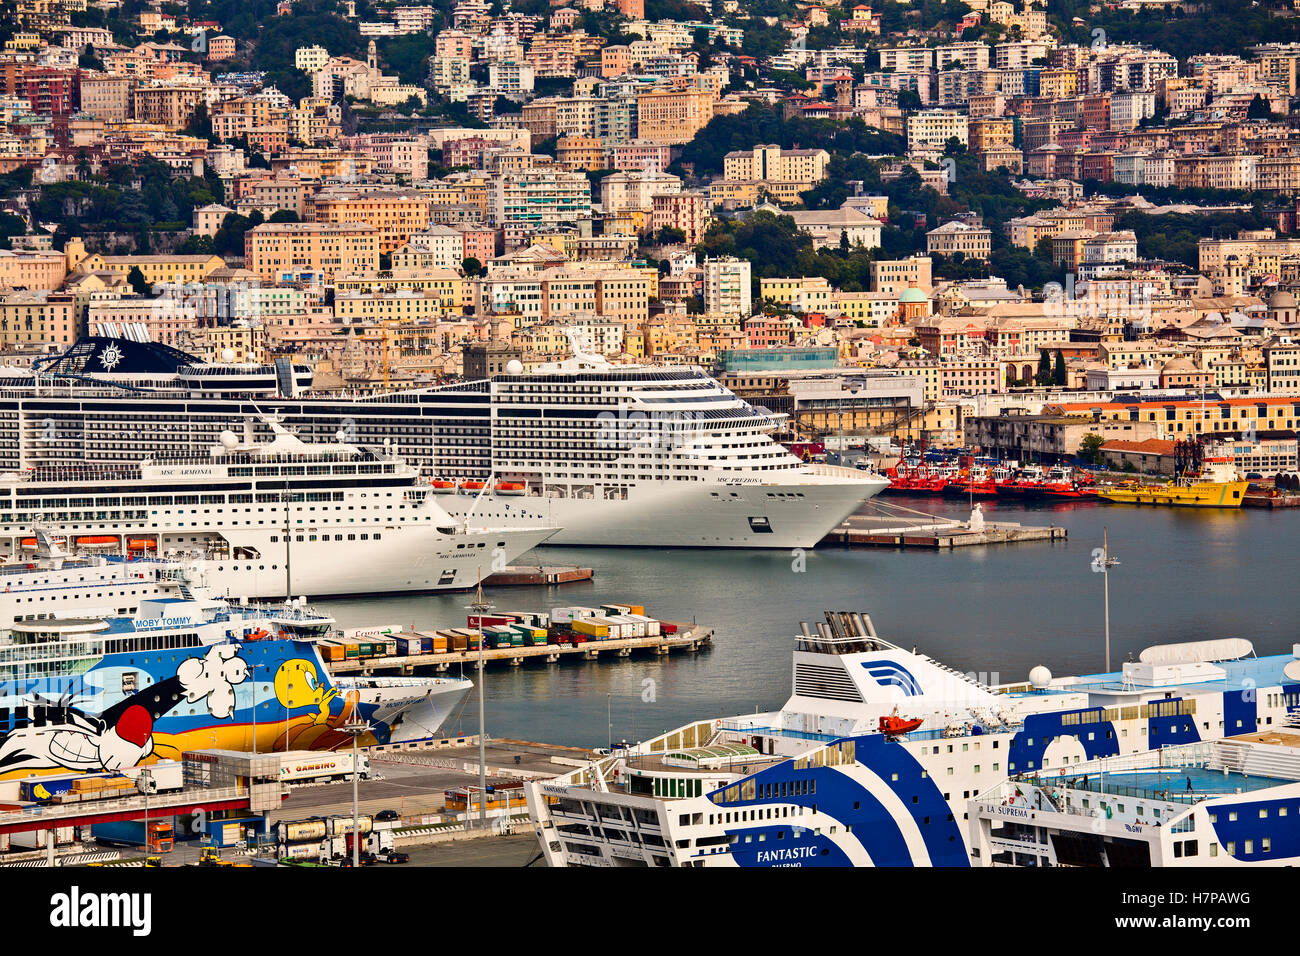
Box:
[862,661,922,696]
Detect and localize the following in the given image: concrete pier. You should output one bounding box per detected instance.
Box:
[483,565,593,586]
[327,625,713,675]
[822,515,1067,549]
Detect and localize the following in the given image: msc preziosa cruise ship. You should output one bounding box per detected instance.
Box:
[0,335,887,549]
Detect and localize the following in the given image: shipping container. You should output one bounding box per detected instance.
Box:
[608,614,646,638]
[279,819,328,843]
[342,625,400,640]
[330,815,373,837]
[279,842,321,861]
[394,636,425,656]
[315,640,346,663]
[502,610,549,628]
[467,614,517,629]
[571,618,609,639]
[626,614,661,636]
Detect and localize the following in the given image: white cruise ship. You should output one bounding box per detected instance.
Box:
[0,336,887,549]
[527,612,1300,867]
[0,418,556,599]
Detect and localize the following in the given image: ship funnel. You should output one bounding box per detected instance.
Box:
[799,621,811,638]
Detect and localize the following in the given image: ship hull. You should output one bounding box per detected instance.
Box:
[439,472,888,548]
[1099,480,1249,508]
[177,526,555,599]
[0,638,466,783]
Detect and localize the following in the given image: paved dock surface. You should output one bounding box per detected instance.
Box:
[406,833,542,867]
[823,514,1066,549]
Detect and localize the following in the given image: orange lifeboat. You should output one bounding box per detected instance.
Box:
[879,710,924,737]
[127,538,158,551]
[459,479,486,492]
[430,480,456,494]
[75,535,120,546]
[494,481,526,496]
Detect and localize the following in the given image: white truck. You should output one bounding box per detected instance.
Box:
[274,751,371,784]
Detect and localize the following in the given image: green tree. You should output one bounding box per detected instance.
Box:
[1079,433,1106,465]
[1053,349,1067,386]
[127,265,151,295]
[1037,349,1051,385]
[462,256,482,277]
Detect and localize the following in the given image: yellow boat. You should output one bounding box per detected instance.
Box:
[1099,457,1249,509]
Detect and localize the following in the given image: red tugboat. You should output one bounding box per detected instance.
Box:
[942,467,1000,499]
[883,457,951,496]
[879,708,924,738]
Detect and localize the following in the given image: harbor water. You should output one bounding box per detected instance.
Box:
[322,498,1298,749]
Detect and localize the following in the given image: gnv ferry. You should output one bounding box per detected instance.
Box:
[0,587,471,791]
[526,612,1300,867]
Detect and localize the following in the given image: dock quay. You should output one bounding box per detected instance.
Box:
[484,565,593,586]
[326,624,713,674]
[822,513,1067,549]
[1243,491,1300,509]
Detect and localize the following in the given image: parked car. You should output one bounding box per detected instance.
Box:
[375,809,399,821]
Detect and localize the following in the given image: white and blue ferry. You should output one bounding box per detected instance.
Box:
[526,612,1300,867]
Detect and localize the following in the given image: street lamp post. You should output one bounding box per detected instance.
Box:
[467,575,492,830]
[1099,528,1120,673]
[249,662,258,756]
[339,718,370,868]
[137,768,155,855]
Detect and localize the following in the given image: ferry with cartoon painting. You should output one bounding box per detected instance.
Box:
[0,582,471,792]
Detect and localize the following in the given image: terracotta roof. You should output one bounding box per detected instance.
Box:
[1100,439,1177,455]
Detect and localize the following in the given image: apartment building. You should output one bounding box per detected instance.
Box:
[244,222,380,282]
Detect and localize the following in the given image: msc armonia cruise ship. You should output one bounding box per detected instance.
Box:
[0,335,887,549]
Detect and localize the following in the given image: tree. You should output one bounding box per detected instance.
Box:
[1053,349,1067,386]
[127,266,151,296]
[462,256,482,277]
[1036,349,1051,385]
[1079,433,1106,465]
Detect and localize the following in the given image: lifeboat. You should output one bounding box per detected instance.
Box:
[494,481,526,496]
[17,536,67,548]
[75,535,120,546]
[429,480,457,494]
[127,538,158,551]
[244,628,270,641]
[458,479,486,492]
[879,711,924,737]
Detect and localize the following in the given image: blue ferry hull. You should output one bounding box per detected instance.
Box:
[0,639,401,781]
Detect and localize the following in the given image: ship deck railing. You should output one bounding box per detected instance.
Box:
[715,721,841,744]
[14,466,143,484]
[0,557,174,578]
